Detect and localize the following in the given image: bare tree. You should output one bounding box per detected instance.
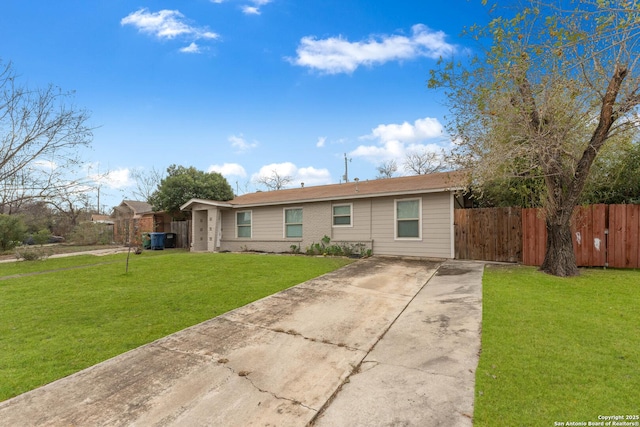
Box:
[0,61,92,208]
[403,149,445,175]
[255,170,293,191]
[130,167,165,202]
[376,160,398,179]
[429,0,640,276]
[47,186,92,231]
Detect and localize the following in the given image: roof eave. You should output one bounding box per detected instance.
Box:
[229,186,464,209]
[180,198,234,211]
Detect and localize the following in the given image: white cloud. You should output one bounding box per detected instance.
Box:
[252,162,298,182]
[351,140,405,163]
[316,136,326,148]
[33,160,57,171]
[92,168,133,189]
[242,0,272,14]
[242,6,261,15]
[214,0,272,15]
[297,166,332,186]
[251,162,331,188]
[208,163,247,177]
[364,117,443,142]
[292,24,456,74]
[229,134,258,153]
[350,116,448,167]
[180,42,201,53]
[121,8,219,53]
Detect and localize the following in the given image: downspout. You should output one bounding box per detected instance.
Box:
[370,198,374,254]
[450,192,456,259]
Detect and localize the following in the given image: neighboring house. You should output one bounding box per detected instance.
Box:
[90,214,114,224]
[180,171,467,258]
[111,200,172,245]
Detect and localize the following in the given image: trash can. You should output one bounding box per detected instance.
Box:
[150,232,165,250]
[164,232,177,248]
[142,233,151,250]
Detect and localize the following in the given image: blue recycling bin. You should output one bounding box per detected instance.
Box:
[150,232,165,250]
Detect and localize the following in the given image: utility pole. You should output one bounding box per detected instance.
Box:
[343,153,351,183]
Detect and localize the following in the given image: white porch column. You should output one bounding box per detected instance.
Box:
[192,209,208,252]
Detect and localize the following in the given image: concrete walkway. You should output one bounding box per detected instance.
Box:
[0,247,131,264]
[0,257,484,427]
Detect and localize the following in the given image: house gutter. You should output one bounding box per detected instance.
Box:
[227,186,466,209]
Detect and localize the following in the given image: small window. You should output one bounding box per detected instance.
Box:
[284,208,303,238]
[396,199,421,239]
[333,204,352,227]
[236,211,252,238]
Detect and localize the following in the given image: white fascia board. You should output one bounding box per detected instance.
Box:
[180,198,233,211]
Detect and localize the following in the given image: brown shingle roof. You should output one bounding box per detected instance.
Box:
[228,170,468,207]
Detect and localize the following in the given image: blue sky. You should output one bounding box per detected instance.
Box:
[1,0,490,210]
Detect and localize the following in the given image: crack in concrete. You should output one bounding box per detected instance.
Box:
[308,266,440,426]
[223,317,361,352]
[220,363,318,412]
[266,327,360,352]
[358,359,465,380]
[152,343,216,362]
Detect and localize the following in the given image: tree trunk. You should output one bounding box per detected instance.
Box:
[540,210,579,277]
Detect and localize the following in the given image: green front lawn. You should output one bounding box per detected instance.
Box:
[474,265,640,426]
[0,252,352,401]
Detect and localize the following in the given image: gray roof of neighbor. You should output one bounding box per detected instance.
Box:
[114,200,153,215]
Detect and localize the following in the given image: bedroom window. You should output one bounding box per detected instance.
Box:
[236,211,252,238]
[284,208,303,238]
[395,199,421,239]
[332,204,352,227]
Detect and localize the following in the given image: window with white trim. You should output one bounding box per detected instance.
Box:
[395,199,421,239]
[332,204,352,227]
[284,208,303,238]
[236,211,252,238]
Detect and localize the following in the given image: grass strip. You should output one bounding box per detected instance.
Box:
[0,252,352,401]
[474,265,640,426]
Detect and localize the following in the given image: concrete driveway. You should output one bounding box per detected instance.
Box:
[0,257,484,427]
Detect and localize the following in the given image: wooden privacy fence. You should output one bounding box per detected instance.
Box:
[170,220,191,249]
[454,207,522,263]
[455,204,640,268]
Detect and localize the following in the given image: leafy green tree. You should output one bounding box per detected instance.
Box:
[581,135,640,205]
[473,135,640,207]
[473,174,546,208]
[0,214,27,251]
[430,0,640,276]
[149,165,234,218]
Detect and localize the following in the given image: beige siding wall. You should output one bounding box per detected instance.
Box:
[331,199,372,242]
[208,191,453,258]
[220,205,301,253]
[371,192,453,258]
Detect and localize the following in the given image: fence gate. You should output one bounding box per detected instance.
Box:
[170,220,191,249]
[454,207,522,263]
[608,205,640,268]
